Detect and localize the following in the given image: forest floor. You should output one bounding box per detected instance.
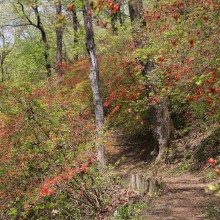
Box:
[106,129,220,220]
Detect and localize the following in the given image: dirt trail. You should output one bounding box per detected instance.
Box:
[106,130,218,220]
[144,173,210,220]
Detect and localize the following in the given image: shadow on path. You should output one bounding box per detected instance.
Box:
[106,130,155,173]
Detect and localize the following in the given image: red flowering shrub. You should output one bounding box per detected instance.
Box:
[0,79,107,218]
[141,0,220,119]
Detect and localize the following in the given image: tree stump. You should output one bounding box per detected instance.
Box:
[122,173,160,196]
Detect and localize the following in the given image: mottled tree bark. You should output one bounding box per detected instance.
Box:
[151,101,172,161]
[128,0,145,25]
[55,0,63,74]
[82,3,104,164]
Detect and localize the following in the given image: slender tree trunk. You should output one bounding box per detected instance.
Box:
[40,27,49,66]
[82,3,104,164]
[40,26,51,76]
[0,34,4,82]
[1,54,4,83]
[111,12,118,34]
[72,10,79,61]
[55,0,63,74]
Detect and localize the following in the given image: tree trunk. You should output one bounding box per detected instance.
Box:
[40,26,51,76]
[128,0,172,161]
[72,10,79,61]
[151,101,172,161]
[111,11,118,34]
[142,52,172,161]
[40,26,50,68]
[82,3,104,164]
[1,54,4,83]
[55,0,63,74]
[128,0,144,24]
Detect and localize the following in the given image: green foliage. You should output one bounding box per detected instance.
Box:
[5,34,46,81]
[173,159,193,174]
[112,201,147,220]
[204,169,218,182]
[206,201,220,220]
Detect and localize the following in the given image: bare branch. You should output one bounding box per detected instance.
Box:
[1,23,32,28]
[17,1,37,28]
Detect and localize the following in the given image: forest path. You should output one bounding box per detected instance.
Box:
[143,173,211,220]
[106,130,218,220]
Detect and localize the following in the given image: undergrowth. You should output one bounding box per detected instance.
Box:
[195,127,220,164]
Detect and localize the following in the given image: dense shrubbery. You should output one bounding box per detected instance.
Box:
[0,78,96,218]
[136,0,220,119]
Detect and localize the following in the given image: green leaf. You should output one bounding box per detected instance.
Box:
[195,79,202,86]
[208,183,219,191]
